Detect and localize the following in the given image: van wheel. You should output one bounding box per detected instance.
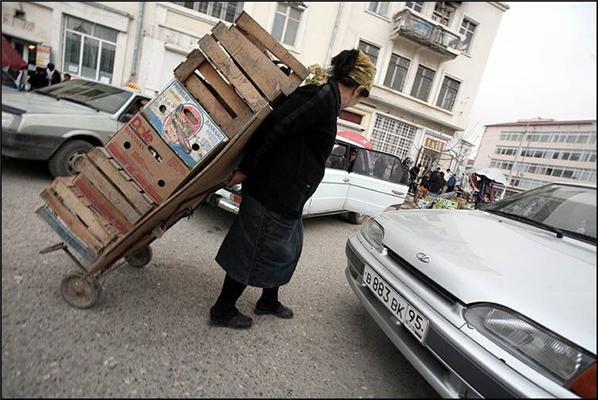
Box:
[48,139,94,177]
[347,212,367,225]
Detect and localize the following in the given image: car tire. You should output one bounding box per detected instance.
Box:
[48,139,94,177]
[347,212,367,225]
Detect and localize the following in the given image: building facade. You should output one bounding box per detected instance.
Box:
[473,118,597,196]
[2,2,508,169]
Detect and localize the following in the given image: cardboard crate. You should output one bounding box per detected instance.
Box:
[106,114,190,204]
[142,79,229,169]
[85,147,156,216]
[37,12,310,277]
[40,177,121,256]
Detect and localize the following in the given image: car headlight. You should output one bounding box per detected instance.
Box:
[2,111,16,128]
[361,219,385,253]
[464,305,596,391]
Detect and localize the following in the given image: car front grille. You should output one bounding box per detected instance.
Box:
[387,249,463,305]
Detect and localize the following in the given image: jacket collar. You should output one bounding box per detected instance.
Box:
[327,79,341,117]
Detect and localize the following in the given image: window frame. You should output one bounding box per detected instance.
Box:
[171,2,244,23]
[459,16,478,54]
[367,2,390,17]
[405,1,424,13]
[431,1,456,27]
[270,2,304,48]
[358,39,381,69]
[410,64,436,102]
[435,73,461,111]
[62,15,118,84]
[383,52,410,92]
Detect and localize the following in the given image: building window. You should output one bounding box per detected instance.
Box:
[370,114,418,159]
[436,75,460,111]
[383,53,410,92]
[459,18,477,53]
[172,2,244,22]
[272,3,303,46]
[405,1,424,13]
[410,65,435,101]
[432,2,456,27]
[339,110,363,125]
[367,2,390,17]
[358,40,380,66]
[63,15,118,84]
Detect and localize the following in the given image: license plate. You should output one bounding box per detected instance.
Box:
[362,265,429,342]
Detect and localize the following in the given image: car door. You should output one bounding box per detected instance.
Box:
[305,141,350,215]
[343,148,408,216]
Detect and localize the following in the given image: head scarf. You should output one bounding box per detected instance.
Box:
[305,50,376,91]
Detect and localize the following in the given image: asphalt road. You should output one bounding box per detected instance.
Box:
[1,158,437,398]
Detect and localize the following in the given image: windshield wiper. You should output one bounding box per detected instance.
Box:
[485,209,564,238]
[57,96,100,112]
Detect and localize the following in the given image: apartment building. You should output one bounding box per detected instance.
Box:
[2,2,508,169]
[473,118,597,196]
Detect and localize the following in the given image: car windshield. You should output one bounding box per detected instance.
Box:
[485,184,596,242]
[34,79,132,114]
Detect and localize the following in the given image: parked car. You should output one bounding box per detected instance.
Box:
[2,78,151,176]
[2,70,18,90]
[207,134,410,224]
[345,182,596,398]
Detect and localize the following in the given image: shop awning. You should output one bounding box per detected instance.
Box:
[2,35,27,70]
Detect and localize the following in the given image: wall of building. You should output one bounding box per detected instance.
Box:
[473,120,597,192]
[2,1,507,168]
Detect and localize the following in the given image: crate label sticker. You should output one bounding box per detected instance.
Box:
[142,80,227,168]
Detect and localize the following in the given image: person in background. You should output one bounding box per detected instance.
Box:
[428,171,446,197]
[446,173,457,193]
[347,148,358,173]
[208,48,377,330]
[63,73,71,81]
[429,167,441,181]
[408,163,421,194]
[15,67,28,91]
[28,66,48,90]
[373,156,388,179]
[46,63,61,85]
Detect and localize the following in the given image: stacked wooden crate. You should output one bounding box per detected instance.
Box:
[37,12,309,263]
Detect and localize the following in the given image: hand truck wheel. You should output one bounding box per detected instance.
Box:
[60,272,102,309]
[125,245,153,268]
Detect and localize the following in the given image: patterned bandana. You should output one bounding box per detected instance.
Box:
[304,50,376,91]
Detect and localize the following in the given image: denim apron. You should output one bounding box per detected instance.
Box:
[215,193,304,288]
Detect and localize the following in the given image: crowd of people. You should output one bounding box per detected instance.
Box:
[11,63,70,91]
[406,163,499,208]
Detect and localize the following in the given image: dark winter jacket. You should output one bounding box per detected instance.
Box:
[238,79,341,217]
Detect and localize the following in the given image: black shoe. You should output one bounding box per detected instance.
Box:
[209,311,253,329]
[255,302,294,319]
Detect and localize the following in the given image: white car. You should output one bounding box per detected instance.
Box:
[346,182,596,398]
[208,134,410,223]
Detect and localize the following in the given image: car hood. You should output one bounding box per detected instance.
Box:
[2,91,101,115]
[377,209,597,354]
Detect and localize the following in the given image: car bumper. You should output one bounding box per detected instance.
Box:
[345,236,566,398]
[208,191,240,214]
[1,128,63,160]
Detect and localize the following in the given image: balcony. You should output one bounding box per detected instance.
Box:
[391,9,462,59]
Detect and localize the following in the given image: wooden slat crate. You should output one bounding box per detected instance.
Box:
[40,177,121,256]
[173,11,309,141]
[38,11,309,272]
